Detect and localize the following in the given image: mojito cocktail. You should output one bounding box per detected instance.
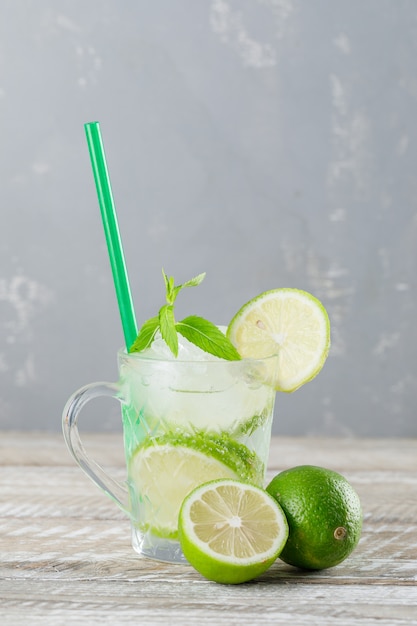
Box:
[119,335,278,562]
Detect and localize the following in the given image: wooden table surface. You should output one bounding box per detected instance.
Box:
[0,432,416,625]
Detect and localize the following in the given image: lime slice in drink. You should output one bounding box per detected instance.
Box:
[227,288,330,392]
[178,478,289,584]
[129,433,263,540]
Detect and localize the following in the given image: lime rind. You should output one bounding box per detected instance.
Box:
[232,412,267,437]
[227,288,331,393]
[135,431,265,483]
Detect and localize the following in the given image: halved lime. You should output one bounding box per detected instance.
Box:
[227,288,330,392]
[178,478,289,584]
[129,433,263,540]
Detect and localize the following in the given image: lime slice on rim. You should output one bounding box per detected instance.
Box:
[129,433,263,540]
[178,478,289,584]
[227,288,330,392]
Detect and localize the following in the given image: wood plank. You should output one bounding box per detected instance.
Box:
[1,431,417,471]
[1,579,416,626]
[0,430,126,467]
[268,436,417,472]
[0,516,416,586]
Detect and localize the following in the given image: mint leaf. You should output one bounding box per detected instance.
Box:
[181,272,206,289]
[162,269,176,305]
[130,316,160,353]
[159,304,178,356]
[177,316,241,361]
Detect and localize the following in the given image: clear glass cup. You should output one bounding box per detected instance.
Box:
[63,349,279,563]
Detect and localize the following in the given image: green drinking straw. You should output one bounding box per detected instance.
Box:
[84,121,138,351]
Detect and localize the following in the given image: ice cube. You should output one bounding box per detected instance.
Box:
[119,327,274,436]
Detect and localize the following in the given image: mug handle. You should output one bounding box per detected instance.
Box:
[62,382,130,518]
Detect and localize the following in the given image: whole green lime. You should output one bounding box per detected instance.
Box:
[266,465,362,570]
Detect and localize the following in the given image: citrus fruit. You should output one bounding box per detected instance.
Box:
[227,288,330,392]
[266,465,362,570]
[178,478,289,584]
[129,432,263,539]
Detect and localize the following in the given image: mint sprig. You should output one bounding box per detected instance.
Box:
[130,270,241,360]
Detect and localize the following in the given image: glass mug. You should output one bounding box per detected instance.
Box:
[63,349,279,563]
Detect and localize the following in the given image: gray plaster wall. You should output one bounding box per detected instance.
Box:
[0,0,416,436]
